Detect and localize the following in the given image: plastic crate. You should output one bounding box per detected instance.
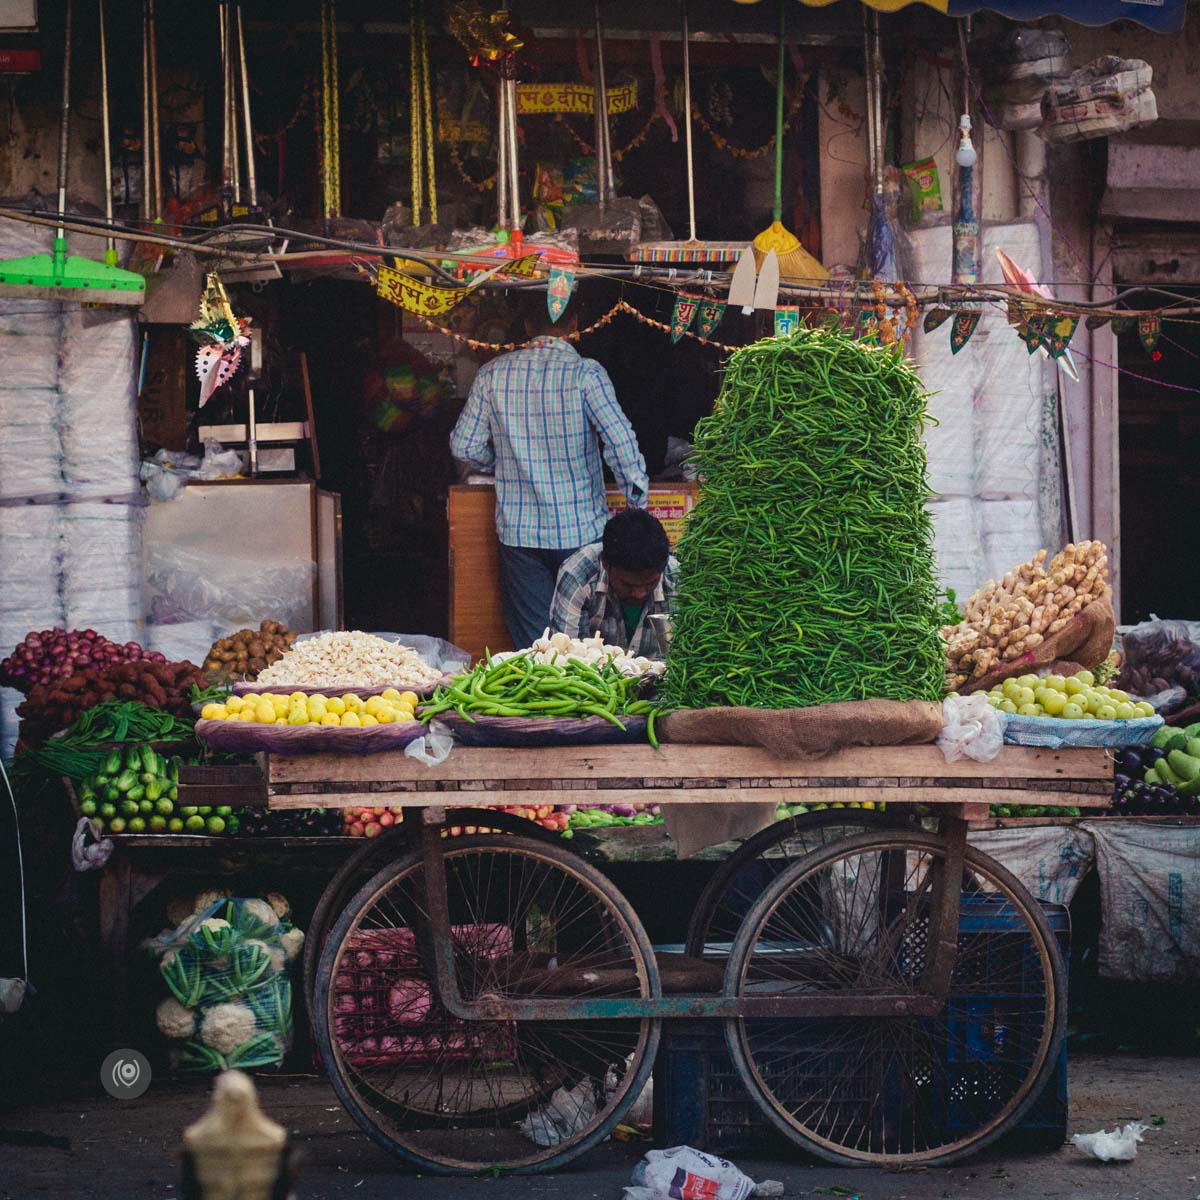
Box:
[653,901,1069,1155]
[332,924,516,1067]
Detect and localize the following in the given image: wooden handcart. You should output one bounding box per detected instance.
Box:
[268,743,1111,1175]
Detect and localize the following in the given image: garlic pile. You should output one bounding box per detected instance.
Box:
[943,541,1109,689]
[494,631,666,679]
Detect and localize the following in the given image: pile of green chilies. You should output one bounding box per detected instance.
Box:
[661,325,945,710]
[421,655,659,745]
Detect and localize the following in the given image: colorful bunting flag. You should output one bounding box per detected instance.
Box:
[949,310,981,354]
[670,293,701,343]
[546,266,575,323]
[773,307,800,338]
[1044,314,1079,358]
[694,299,726,339]
[1111,315,1135,336]
[923,307,951,334]
[1138,313,1161,354]
[1085,314,1111,331]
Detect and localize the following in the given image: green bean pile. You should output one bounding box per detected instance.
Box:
[422,655,660,743]
[661,326,945,710]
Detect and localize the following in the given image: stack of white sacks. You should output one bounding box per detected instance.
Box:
[0,215,143,759]
[912,220,1066,607]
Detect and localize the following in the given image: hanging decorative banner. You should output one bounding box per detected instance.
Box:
[949,310,982,355]
[376,264,471,317]
[546,266,575,323]
[774,307,800,338]
[1111,315,1135,336]
[670,293,701,343]
[446,3,524,63]
[497,254,541,278]
[1138,313,1161,353]
[694,299,727,339]
[1018,315,1049,354]
[437,114,492,144]
[923,306,952,334]
[516,81,638,116]
[190,272,252,407]
[1044,314,1079,358]
[1085,314,1111,331]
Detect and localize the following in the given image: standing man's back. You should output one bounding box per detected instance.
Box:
[450,294,649,648]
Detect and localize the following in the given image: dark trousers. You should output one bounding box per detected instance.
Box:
[498,543,578,650]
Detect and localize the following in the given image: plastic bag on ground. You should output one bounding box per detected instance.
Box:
[1071,1121,1149,1161]
[625,1147,782,1200]
[938,693,1006,762]
[520,1079,599,1147]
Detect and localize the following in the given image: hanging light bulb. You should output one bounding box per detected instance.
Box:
[955,112,978,168]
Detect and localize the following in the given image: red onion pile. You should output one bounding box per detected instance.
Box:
[0,628,166,694]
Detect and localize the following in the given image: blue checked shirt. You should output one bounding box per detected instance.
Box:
[549,542,678,658]
[450,337,649,549]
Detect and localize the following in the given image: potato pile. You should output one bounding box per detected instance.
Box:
[943,541,1109,689]
[204,620,297,683]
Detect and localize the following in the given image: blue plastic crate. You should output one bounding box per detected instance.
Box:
[653,902,1069,1155]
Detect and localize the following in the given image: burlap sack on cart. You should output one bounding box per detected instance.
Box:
[1083,819,1200,981]
[659,699,943,857]
[960,591,1116,695]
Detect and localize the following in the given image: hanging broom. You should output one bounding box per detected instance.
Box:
[0,0,145,304]
[751,0,827,284]
[629,0,749,265]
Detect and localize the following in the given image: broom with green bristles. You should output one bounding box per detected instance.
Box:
[0,0,145,305]
[751,0,827,285]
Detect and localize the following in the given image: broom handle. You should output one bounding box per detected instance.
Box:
[772,0,784,225]
[682,0,695,242]
[98,0,115,259]
[237,5,259,210]
[55,0,72,239]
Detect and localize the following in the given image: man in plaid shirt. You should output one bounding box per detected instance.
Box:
[450,296,649,648]
[550,510,677,659]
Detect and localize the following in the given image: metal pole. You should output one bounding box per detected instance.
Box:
[236,5,258,210]
[148,0,162,220]
[681,0,695,242]
[220,4,233,204]
[593,0,613,210]
[140,1,151,223]
[495,79,508,227]
[505,78,520,230]
[872,12,885,197]
[228,5,241,204]
[55,0,73,240]
[98,0,116,263]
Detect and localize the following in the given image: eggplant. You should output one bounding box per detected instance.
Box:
[1145,746,1166,765]
[1121,748,1144,772]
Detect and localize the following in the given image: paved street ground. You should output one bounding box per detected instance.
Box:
[1,1054,1196,1199]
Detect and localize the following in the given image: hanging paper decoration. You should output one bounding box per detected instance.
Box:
[189,272,251,407]
[1085,314,1111,331]
[670,293,701,343]
[855,307,879,343]
[1138,313,1161,353]
[377,265,470,317]
[773,307,800,338]
[1110,315,1135,336]
[446,4,524,64]
[694,299,727,339]
[516,81,639,116]
[923,306,951,334]
[949,310,981,354]
[1018,315,1049,354]
[547,265,575,323]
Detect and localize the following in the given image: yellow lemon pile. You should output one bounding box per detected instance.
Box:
[200,689,419,728]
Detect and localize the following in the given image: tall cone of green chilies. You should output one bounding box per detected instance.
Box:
[662,326,945,710]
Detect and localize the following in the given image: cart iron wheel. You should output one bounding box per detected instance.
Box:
[686,809,910,958]
[303,811,561,1014]
[723,830,1066,1166]
[314,835,661,1174]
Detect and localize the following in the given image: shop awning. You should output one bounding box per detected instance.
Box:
[795,0,1186,33]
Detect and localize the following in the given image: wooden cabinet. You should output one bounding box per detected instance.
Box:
[448,483,698,663]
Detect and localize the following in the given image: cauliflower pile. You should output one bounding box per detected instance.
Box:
[153,893,303,1073]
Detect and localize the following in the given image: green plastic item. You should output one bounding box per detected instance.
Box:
[0,0,144,305]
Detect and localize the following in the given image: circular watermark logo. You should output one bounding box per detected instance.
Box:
[100,1049,151,1100]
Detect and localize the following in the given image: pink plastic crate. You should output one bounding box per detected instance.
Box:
[333,924,516,1067]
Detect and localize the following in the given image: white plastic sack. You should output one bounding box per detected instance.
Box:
[938,693,1006,763]
[626,1147,781,1200]
[969,824,1095,906]
[1085,820,1200,981]
[1071,1121,1149,1161]
[71,816,114,872]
